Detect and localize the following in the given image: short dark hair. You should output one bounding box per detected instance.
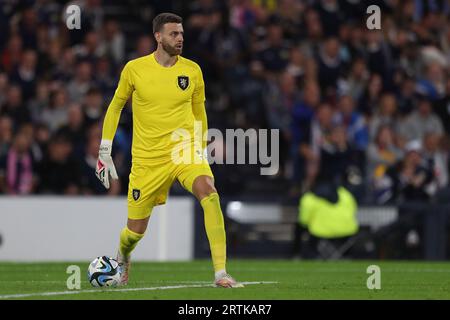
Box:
[152,13,183,34]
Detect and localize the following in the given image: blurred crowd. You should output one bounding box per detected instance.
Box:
[1,0,450,204]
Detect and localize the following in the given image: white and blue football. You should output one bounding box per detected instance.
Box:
[87,256,122,287]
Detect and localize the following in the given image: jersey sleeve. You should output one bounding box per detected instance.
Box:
[192,65,208,150]
[102,62,134,141]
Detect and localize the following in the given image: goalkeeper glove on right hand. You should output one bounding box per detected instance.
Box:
[96,140,118,189]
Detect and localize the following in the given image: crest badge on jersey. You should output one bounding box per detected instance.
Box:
[132,189,140,201]
[177,76,189,90]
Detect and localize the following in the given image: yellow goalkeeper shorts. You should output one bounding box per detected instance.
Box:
[127,149,213,220]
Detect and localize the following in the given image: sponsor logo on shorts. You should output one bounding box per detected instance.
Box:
[132,189,141,201]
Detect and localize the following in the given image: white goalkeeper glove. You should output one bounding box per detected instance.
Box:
[95,140,118,189]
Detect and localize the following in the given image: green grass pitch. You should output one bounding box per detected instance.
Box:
[0,260,449,300]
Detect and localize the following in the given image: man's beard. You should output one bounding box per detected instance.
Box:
[162,41,182,56]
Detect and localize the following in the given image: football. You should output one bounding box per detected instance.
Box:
[87,256,122,287]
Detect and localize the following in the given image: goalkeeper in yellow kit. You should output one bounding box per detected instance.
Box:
[95,13,242,288]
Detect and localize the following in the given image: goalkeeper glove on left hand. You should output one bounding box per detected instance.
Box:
[95,140,118,189]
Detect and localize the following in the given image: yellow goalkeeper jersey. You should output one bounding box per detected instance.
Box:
[102,52,207,163]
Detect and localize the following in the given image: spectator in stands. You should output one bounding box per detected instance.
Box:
[291,81,320,191]
[347,23,365,60]
[317,36,343,95]
[303,8,323,50]
[0,116,13,157]
[17,6,39,49]
[397,96,444,143]
[186,0,224,82]
[0,85,31,128]
[367,125,403,204]
[100,19,125,66]
[416,61,446,101]
[285,46,306,83]
[264,71,298,174]
[364,30,394,89]
[422,132,448,191]
[319,124,362,189]
[31,123,48,166]
[292,81,320,147]
[358,73,383,116]
[82,87,104,128]
[73,31,103,63]
[314,0,342,37]
[57,103,85,161]
[40,39,63,80]
[255,22,291,77]
[233,58,265,129]
[206,6,254,123]
[1,34,23,74]
[228,0,258,31]
[385,140,435,202]
[310,102,334,157]
[272,0,304,42]
[302,56,319,84]
[55,47,77,81]
[19,122,43,165]
[66,60,94,103]
[40,88,69,133]
[433,77,450,134]
[396,75,416,116]
[0,130,34,194]
[338,57,369,102]
[0,72,9,107]
[94,56,116,99]
[10,49,38,101]
[36,134,82,195]
[333,94,369,152]
[27,80,50,124]
[369,93,399,139]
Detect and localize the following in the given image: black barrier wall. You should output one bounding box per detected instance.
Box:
[194,199,450,261]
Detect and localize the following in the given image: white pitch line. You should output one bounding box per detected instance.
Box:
[0,281,278,300]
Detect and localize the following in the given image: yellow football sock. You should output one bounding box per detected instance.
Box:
[119,227,145,258]
[200,193,226,272]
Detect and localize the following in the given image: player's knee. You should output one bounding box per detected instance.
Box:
[197,184,217,200]
[193,176,217,200]
[127,218,149,234]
